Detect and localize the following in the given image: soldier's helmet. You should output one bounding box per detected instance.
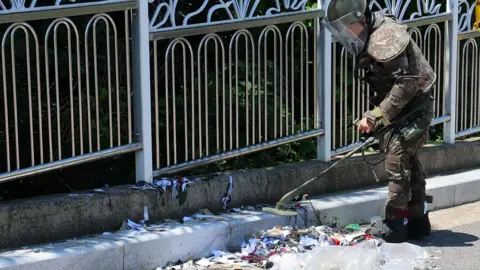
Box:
[324,0,369,56]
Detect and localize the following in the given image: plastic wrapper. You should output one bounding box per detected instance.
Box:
[378,242,430,269]
[271,245,382,270]
[269,242,429,270]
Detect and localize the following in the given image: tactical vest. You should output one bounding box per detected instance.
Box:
[355,13,436,110]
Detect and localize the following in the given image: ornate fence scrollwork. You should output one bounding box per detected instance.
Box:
[458,0,478,33]
[0,0,129,13]
[149,0,310,31]
[368,0,443,22]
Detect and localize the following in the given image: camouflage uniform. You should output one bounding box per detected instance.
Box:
[358,13,435,222]
[324,0,435,242]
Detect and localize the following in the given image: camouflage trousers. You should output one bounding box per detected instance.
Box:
[380,127,429,220]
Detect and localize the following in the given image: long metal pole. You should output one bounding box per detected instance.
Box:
[316,0,332,162]
[278,136,374,209]
[132,0,153,183]
[443,0,458,143]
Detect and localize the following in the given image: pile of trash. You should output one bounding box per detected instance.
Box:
[124,177,431,269]
[159,224,431,270]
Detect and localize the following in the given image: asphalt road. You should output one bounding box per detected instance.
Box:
[410,201,480,270]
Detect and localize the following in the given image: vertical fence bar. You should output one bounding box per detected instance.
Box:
[317,0,332,162]
[132,0,153,183]
[444,0,458,143]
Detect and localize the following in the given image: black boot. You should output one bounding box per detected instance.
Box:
[407,212,431,239]
[365,218,407,243]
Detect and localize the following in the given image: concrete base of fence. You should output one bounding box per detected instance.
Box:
[1,168,480,270]
[0,140,479,251]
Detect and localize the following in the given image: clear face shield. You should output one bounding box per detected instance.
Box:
[324,11,368,56]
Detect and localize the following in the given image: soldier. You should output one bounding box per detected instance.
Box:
[324,0,435,243]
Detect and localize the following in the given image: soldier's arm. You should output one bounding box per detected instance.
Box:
[364,50,420,127]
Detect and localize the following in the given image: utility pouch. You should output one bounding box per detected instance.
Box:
[397,110,433,141]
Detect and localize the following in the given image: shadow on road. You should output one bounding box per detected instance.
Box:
[409,229,479,247]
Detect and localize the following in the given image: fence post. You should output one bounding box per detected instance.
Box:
[443,0,458,144]
[132,0,153,183]
[316,0,332,162]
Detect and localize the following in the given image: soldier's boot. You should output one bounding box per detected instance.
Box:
[407,211,431,239]
[365,218,407,243]
[407,195,433,239]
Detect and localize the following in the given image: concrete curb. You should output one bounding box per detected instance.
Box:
[3,140,480,251]
[1,168,480,270]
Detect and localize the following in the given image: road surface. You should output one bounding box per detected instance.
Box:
[411,201,480,270]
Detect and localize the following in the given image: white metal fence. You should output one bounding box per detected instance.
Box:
[457,0,480,138]
[0,0,141,182]
[0,0,478,184]
[148,1,325,176]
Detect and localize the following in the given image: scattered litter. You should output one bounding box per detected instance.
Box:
[299,236,318,247]
[127,219,147,233]
[166,224,431,269]
[195,258,214,267]
[183,216,194,222]
[131,177,201,196]
[104,217,168,239]
[144,206,149,222]
[131,182,156,190]
[211,250,226,257]
[344,223,360,232]
[169,177,194,201]
[174,177,193,192]
[155,178,172,191]
[68,194,94,197]
[221,176,233,210]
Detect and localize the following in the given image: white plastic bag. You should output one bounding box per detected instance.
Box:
[273,242,429,270]
[378,242,429,270]
[303,246,382,270]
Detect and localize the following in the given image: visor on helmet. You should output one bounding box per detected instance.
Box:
[324,11,368,56]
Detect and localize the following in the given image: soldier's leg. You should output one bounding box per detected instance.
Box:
[367,130,428,243]
[407,154,431,238]
[407,154,426,217]
[366,137,411,243]
[382,139,412,242]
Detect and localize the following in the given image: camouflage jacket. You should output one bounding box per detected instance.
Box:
[356,13,436,129]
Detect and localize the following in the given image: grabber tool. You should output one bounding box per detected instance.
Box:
[262,133,377,216]
[262,95,433,216]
